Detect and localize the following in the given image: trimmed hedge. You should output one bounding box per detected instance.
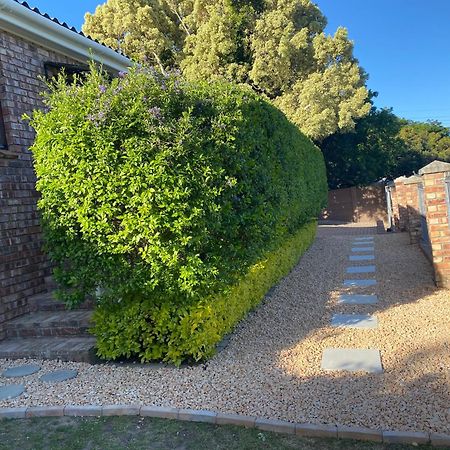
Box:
[28,65,327,364]
[92,220,317,364]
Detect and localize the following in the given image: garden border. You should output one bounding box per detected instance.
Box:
[0,405,448,447]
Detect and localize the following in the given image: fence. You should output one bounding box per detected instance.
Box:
[389,160,450,289]
[320,182,388,225]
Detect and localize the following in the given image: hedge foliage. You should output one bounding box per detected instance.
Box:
[93,220,317,364]
[28,65,327,364]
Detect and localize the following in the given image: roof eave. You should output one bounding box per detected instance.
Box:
[0,0,131,72]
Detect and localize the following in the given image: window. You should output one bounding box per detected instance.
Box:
[44,62,88,83]
[0,101,7,149]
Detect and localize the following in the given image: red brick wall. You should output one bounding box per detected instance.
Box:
[0,30,83,338]
[422,171,450,288]
[392,177,409,231]
[403,178,422,244]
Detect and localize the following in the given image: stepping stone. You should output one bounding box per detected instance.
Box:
[2,364,40,378]
[40,369,78,383]
[321,348,383,373]
[349,254,374,261]
[351,247,374,252]
[338,294,378,305]
[343,279,376,287]
[0,384,25,400]
[331,314,378,329]
[346,265,375,274]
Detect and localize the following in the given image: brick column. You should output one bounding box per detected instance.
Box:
[419,160,450,288]
[393,176,409,231]
[403,175,422,244]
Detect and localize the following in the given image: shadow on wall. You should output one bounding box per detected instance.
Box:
[320,183,388,225]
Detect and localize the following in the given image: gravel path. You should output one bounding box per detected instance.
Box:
[1,224,449,434]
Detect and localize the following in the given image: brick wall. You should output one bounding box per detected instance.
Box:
[419,162,450,288]
[0,30,83,338]
[403,176,422,245]
[392,176,409,231]
[393,161,450,289]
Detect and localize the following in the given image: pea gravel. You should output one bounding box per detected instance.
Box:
[0,224,448,435]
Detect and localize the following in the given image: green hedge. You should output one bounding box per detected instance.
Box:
[28,65,327,364]
[93,220,317,364]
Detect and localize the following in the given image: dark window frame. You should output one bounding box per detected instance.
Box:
[0,101,7,150]
[44,61,89,82]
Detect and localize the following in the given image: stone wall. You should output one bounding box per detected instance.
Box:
[0,30,83,338]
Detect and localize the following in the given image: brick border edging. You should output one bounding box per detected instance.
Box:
[0,406,448,447]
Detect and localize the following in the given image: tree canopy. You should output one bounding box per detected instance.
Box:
[398,120,450,162]
[83,0,370,140]
[319,107,430,189]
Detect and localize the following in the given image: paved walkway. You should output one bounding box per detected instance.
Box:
[0,223,448,435]
[321,234,382,373]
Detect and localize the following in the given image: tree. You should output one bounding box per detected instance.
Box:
[181,1,255,84]
[83,0,184,70]
[398,120,450,162]
[83,0,370,141]
[320,107,428,189]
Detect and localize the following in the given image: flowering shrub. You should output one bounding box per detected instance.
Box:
[28,65,327,363]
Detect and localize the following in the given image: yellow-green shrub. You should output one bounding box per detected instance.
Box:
[93,220,317,365]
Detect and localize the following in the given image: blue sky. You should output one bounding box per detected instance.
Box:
[316,0,450,126]
[27,0,450,126]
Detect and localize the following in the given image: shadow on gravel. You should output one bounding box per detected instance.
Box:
[263,229,449,433]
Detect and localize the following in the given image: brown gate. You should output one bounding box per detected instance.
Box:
[320,183,388,225]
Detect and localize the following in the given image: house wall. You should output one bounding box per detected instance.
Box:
[0,29,83,338]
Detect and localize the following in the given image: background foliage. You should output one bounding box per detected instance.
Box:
[28,65,327,363]
[398,120,450,162]
[83,0,370,141]
[320,104,450,189]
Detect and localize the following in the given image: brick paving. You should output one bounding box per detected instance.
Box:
[0,336,96,362]
[317,222,378,236]
[0,290,94,362]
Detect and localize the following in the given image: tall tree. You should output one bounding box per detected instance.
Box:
[398,120,450,162]
[83,0,370,141]
[320,107,428,189]
[83,0,185,70]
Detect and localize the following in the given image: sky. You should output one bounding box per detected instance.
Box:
[25,0,450,126]
[316,0,450,126]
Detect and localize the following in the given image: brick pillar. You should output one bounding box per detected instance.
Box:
[393,176,409,231]
[403,175,422,244]
[419,160,450,288]
[386,182,398,229]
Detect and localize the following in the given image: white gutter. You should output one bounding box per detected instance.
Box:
[0,0,131,72]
